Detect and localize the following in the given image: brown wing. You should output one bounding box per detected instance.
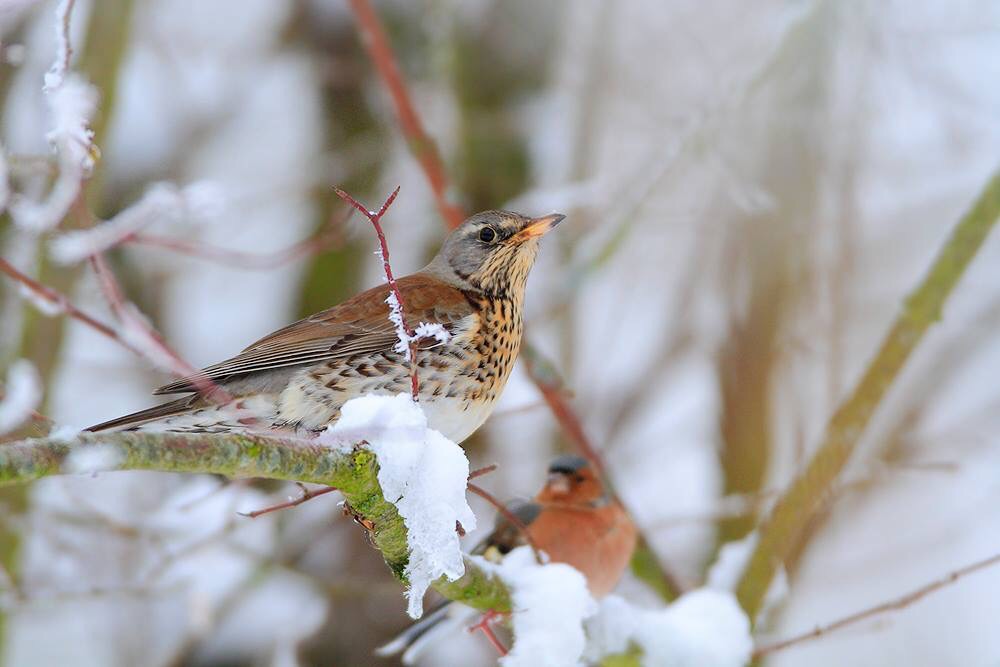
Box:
[154,273,475,395]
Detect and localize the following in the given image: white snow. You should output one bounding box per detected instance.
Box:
[319,393,476,619]
[9,74,97,232]
[0,359,42,435]
[707,532,788,624]
[706,532,758,592]
[384,292,453,361]
[17,283,67,316]
[413,322,452,346]
[584,591,753,667]
[470,545,597,667]
[62,444,123,475]
[42,0,74,92]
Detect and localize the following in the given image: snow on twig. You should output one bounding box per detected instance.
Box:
[320,394,476,619]
[334,187,451,402]
[10,0,96,233]
[49,182,213,264]
[43,0,76,92]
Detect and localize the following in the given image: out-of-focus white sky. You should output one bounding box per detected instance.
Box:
[2,0,1000,665]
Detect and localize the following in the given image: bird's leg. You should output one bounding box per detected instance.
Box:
[468,609,508,656]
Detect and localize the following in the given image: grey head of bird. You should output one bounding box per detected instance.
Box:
[425,210,565,297]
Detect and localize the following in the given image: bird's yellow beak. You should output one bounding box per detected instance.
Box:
[512,213,566,241]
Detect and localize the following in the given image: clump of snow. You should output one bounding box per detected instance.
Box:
[62,443,123,475]
[476,545,597,667]
[0,359,42,435]
[48,423,82,440]
[384,292,453,360]
[584,591,753,667]
[413,322,452,346]
[706,532,758,591]
[319,394,476,619]
[706,532,788,623]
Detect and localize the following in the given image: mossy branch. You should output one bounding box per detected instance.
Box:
[736,166,1000,620]
[0,431,511,614]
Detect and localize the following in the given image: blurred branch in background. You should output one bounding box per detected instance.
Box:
[346,0,464,229]
[736,166,1000,620]
[753,550,1000,658]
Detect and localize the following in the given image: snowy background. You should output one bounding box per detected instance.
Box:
[2,0,1000,665]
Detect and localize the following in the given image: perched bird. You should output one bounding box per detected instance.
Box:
[88,211,564,441]
[377,455,638,662]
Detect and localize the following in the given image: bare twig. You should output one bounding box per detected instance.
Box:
[334,186,422,400]
[238,483,339,519]
[754,551,1000,657]
[467,481,543,563]
[469,463,498,480]
[468,609,509,656]
[345,0,464,229]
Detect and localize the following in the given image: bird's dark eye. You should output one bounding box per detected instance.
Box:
[478,227,497,243]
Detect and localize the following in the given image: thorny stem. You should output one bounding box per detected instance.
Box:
[334,186,421,401]
[467,481,543,564]
[753,551,1000,657]
[736,167,1000,620]
[238,484,339,519]
[345,0,465,229]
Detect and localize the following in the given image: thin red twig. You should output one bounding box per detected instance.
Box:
[753,551,1000,657]
[469,463,498,480]
[88,253,233,404]
[238,483,339,519]
[334,186,421,401]
[124,207,351,270]
[467,481,543,563]
[345,0,464,229]
[468,609,508,656]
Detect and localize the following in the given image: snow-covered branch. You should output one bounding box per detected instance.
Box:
[0,414,511,619]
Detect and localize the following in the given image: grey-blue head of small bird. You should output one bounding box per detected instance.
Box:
[426,210,565,297]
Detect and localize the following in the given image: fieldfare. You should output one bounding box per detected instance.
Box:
[88,210,564,443]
